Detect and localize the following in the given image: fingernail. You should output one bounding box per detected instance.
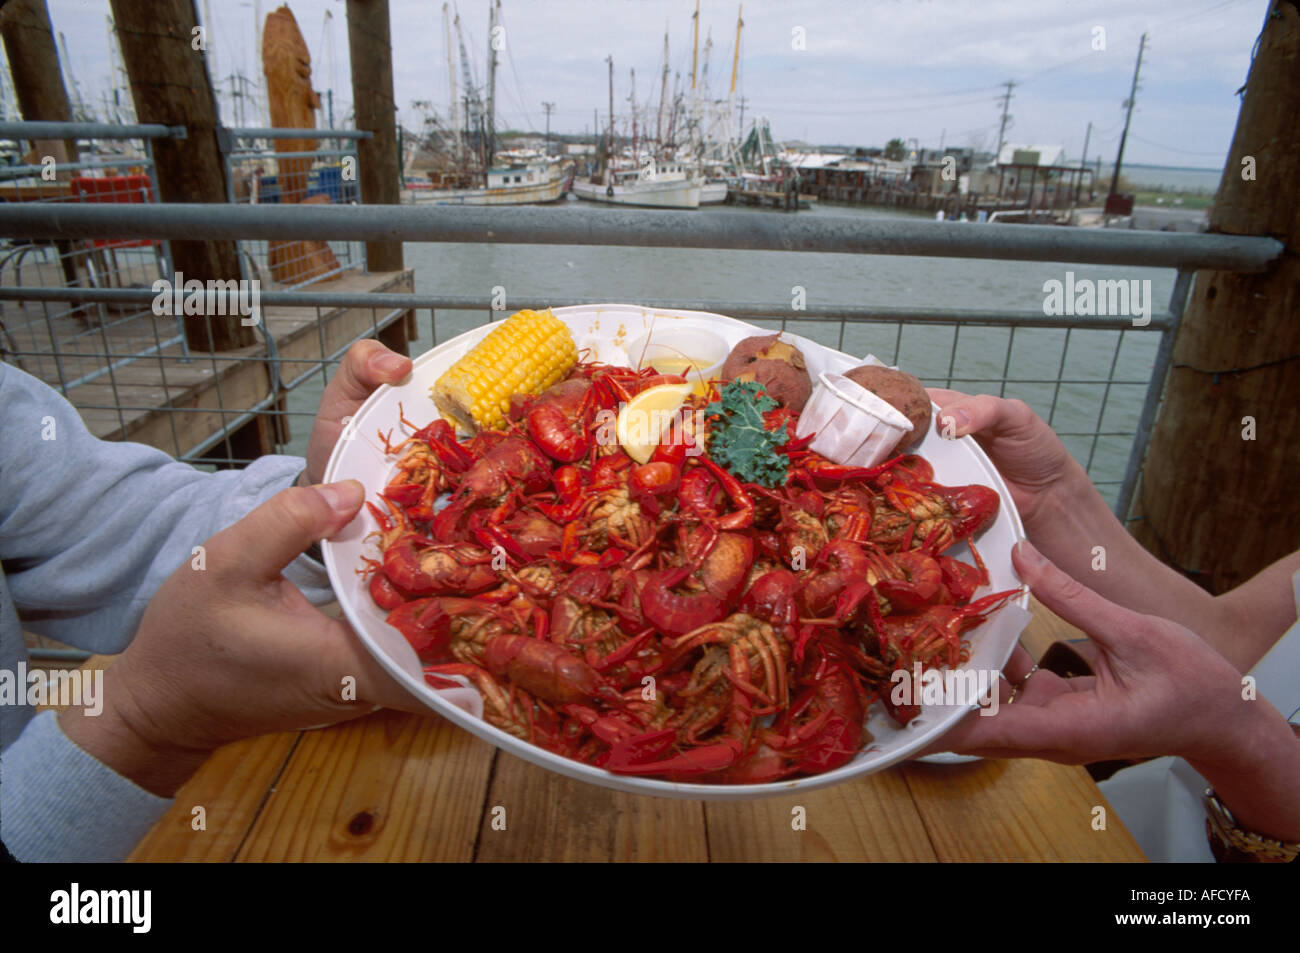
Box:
[374,352,409,376]
[1014,539,1045,568]
[940,408,971,437]
[314,480,363,515]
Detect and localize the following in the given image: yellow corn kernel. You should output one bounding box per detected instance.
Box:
[430,308,577,432]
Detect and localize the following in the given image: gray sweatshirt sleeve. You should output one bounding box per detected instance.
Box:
[0,362,332,649]
[0,362,332,860]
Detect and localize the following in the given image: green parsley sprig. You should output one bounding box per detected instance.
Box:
[703,380,789,487]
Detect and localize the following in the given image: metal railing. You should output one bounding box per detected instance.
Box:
[0,120,183,393]
[0,201,1283,525]
[221,127,369,287]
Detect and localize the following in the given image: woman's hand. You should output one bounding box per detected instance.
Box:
[926,388,1083,528]
[60,481,425,797]
[302,340,412,486]
[940,541,1300,842]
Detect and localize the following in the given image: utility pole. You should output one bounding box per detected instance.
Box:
[995,79,1015,158]
[541,100,554,155]
[606,54,614,173]
[1077,120,1092,202]
[1131,6,1298,593]
[1108,32,1146,201]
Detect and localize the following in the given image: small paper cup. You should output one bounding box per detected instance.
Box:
[626,326,727,394]
[796,372,915,467]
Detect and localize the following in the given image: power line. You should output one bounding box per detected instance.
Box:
[1129,132,1228,157]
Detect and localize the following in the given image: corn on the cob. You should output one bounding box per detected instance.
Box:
[431,308,577,432]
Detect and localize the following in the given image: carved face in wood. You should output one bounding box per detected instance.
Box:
[263,5,320,132]
[262,5,319,203]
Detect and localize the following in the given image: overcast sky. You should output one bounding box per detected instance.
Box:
[35,0,1269,168]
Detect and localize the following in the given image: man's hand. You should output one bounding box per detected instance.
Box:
[302,340,412,486]
[60,481,424,797]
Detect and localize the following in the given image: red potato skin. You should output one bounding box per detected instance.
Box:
[842,365,932,448]
[719,334,813,411]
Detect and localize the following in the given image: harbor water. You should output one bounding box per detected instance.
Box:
[288,201,1175,506]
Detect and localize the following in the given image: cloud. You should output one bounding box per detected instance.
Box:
[38,0,1266,166]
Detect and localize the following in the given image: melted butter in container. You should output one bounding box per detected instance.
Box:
[627,326,727,396]
[796,372,915,467]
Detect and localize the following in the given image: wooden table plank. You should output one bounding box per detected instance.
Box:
[900,758,1146,861]
[128,733,300,862]
[704,768,938,861]
[474,751,709,862]
[234,710,495,862]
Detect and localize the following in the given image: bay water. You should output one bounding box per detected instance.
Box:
[288,201,1177,507]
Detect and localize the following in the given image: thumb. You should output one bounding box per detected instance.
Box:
[930,391,1035,441]
[206,480,364,582]
[1012,540,1131,650]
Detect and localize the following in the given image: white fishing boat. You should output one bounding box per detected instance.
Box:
[405,159,565,205]
[700,179,728,204]
[573,160,701,209]
[402,1,566,207]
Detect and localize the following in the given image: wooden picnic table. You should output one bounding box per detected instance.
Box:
[126,598,1146,862]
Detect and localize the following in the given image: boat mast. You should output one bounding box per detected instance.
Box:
[485,0,498,172]
[691,0,699,92]
[442,3,460,161]
[629,67,637,166]
[453,10,480,164]
[656,29,669,158]
[606,54,614,184]
[729,5,744,170]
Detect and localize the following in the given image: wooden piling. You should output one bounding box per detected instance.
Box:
[0,0,78,163]
[1130,1,1300,592]
[0,0,86,297]
[345,0,409,355]
[109,0,257,352]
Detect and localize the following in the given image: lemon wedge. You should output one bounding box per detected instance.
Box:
[616,382,693,464]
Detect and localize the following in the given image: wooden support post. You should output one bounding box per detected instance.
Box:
[0,0,84,296]
[1130,1,1300,593]
[0,0,78,162]
[110,0,256,352]
[346,0,404,278]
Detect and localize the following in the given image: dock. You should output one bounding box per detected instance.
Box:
[726,186,815,211]
[2,262,414,461]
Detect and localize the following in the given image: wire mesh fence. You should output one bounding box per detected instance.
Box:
[422,304,1161,511]
[2,191,1283,523]
[0,126,180,400]
[224,128,365,288]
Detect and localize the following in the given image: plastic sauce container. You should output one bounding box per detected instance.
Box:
[626,326,728,396]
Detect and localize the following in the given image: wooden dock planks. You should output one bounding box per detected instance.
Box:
[6,267,413,458]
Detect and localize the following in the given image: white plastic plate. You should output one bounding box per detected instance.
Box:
[321,304,1028,800]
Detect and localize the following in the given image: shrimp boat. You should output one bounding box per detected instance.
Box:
[402,0,564,206]
[572,160,702,209]
[575,48,702,210]
[405,157,565,206]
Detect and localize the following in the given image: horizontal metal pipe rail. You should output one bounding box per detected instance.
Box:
[0,120,185,140]
[0,285,1176,332]
[228,127,373,140]
[0,203,1282,271]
